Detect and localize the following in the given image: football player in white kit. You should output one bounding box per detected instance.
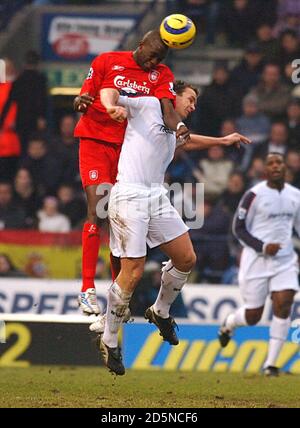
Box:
[219,153,300,376]
[96,81,250,375]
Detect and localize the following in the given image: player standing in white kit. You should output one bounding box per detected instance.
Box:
[219,153,300,376]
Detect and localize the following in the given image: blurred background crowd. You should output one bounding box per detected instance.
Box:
[0,0,300,289]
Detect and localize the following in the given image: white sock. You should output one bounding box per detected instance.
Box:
[264,316,291,368]
[103,281,132,348]
[225,306,248,331]
[153,260,190,319]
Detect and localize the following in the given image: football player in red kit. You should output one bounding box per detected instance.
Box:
[74,30,190,315]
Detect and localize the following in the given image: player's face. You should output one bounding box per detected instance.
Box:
[135,42,168,71]
[175,88,197,119]
[265,154,286,183]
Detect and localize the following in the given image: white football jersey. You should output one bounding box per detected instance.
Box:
[117,96,176,187]
[233,180,300,258]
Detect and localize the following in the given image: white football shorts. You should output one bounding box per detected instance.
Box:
[109,183,189,258]
[238,247,299,309]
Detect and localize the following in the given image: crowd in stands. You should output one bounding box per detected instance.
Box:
[0,0,300,284]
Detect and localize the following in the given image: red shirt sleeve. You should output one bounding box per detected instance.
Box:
[154,67,176,101]
[80,55,106,97]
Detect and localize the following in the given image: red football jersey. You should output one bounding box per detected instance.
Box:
[74,51,175,144]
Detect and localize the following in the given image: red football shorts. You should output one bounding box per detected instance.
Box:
[79,138,122,188]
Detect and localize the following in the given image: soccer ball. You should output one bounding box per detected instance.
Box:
[159,14,196,50]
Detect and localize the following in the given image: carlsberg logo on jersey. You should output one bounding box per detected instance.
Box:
[113,75,150,95]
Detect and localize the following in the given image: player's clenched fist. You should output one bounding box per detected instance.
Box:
[74,92,94,113]
[106,106,128,123]
[176,123,190,144]
[264,243,282,256]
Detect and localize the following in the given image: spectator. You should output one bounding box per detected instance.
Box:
[286,98,300,149]
[219,119,240,163]
[230,43,264,96]
[181,0,221,45]
[256,23,280,62]
[218,171,246,216]
[37,196,71,233]
[57,183,86,229]
[0,253,26,278]
[0,181,26,229]
[190,198,231,283]
[236,93,271,171]
[0,58,21,181]
[274,0,300,38]
[24,252,48,278]
[14,168,41,228]
[219,0,258,47]
[21,136,64,196]
[249,63,291,119]
[166,148,195,185]
[247,157,265,186]
[194,62,242,135]
[193,145,234,199]
[255,121,289,158]
[286,150,300,187]
[0,50,47,153]
[51,114,80,188]
[278,29,300,73]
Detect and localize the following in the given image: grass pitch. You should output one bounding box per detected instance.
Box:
[1,366,300,408]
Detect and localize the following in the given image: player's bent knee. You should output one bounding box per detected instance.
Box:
[184,251,197,271]
[245,309,263,326]
[174,250,197,272]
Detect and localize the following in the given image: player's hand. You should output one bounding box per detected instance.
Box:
[106,106,127,123]
[74,93,94,113]
[176,124,190,144]
[264,243,281,256]
[222,133,251,149]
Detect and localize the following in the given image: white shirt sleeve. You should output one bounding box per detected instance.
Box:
[118,95,141,118]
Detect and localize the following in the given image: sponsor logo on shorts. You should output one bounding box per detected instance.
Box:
[88,224,98,233]
[149,70,160,83]
[113,75,150,94]
[89,170,98,181]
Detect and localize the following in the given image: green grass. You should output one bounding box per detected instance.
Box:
[1,366,300,408]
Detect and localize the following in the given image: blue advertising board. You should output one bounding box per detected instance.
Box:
[123,323,300,374]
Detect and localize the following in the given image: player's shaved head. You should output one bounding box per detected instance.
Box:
[133,29,168,72]
[141,30,168,52]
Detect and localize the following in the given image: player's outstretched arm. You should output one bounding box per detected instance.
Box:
[183,133,251,151]
[100,88,127,123]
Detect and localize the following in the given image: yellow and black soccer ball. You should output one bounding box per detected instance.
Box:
[160,14,196,50]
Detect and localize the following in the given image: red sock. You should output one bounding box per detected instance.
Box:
[110,253,121,281]
[81,223,100,292]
